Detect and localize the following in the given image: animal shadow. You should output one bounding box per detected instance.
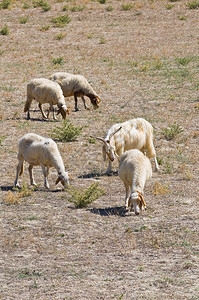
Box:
[1,186,14,191]
[79,170,118,179]
[89,206,127,217]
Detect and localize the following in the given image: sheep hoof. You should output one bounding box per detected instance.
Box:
[75,107,80,112]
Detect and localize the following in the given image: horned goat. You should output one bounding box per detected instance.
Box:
[92,118,159,173]
[14,133,70,189]
[24,78,69,120]
[118,149,152,215]
[49,72,101,111]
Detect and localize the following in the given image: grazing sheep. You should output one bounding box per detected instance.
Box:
[14,133,70,189]
[118,149,152,215]
[24,78,69,120]
[92,118,159,173]
[49,72,101,111]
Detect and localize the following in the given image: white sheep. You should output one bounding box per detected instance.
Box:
[24,78,69,120]
[92,118,159,173]
[118,149,152,215]
[49,72,101,111]
[14,133,70,189]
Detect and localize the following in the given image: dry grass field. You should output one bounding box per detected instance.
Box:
[0,0,199,299]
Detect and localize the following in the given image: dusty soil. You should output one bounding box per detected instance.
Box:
[0,0,199,299]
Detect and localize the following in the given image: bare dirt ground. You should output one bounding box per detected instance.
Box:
[0,0,199,299]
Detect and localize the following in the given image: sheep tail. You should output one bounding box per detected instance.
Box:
[24,97,32,112]
[145,127,156,158]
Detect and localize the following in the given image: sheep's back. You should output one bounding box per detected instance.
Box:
[27,78,63,104]
[18,133,56,167]
[110,121,146,153]
[119,149,152,186]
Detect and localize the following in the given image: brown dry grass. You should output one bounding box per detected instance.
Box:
[0,0,199,299]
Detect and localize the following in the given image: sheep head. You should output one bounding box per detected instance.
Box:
[90,96,101,109]
[55,171,71,186]
[129,191,146,215]
[57,104,70,119]
[91,126,122,162]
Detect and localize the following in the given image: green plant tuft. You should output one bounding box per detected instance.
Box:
[98,0,106,4]
[178,16,187,20]
[62,4,69,11]
[121,3,133,10]
[164,161,173,174]
[0,135,6,146]
[70,5,85,12]
[51,14,71,27]
[39,25,50,31]
[55,33,66,40]
[161,122,183,140]
[186,0,199,9]
[67,183,106,208]
[52,120,82,142]
[165,4,174,9]
[13,181,34,198]
[106,5,113,11]
[88,137,96,144]
[176,57,192,66]
[0,0,11,9]
[52,57,64,65]
[23,2,31,9]
[0,24,9,35]
[33,0,51,11]
[19,16,29,24]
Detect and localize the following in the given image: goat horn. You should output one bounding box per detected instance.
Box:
[109,126,122,141]
[90,136,107,145]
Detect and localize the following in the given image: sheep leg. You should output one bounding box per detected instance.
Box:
[81,96,89,110]
[154,157,159,171]
[125,185,130,209]
[46,106,51,119]
[47,104,57,120]
[28,165,37,186]
[52,106,57,120]
[27,110,30,120]
[74,93,80,111]
[38,103,48,119]
[41,165,50,189]
[24,97,32,120]
[105,160,112,174]
[14,160,24,188]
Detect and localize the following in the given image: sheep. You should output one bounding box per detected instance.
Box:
[92,118,159,173]
[24,78,69,120]
[14,133,70,189]
[49,72,101,111]
[118,149,152,215]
